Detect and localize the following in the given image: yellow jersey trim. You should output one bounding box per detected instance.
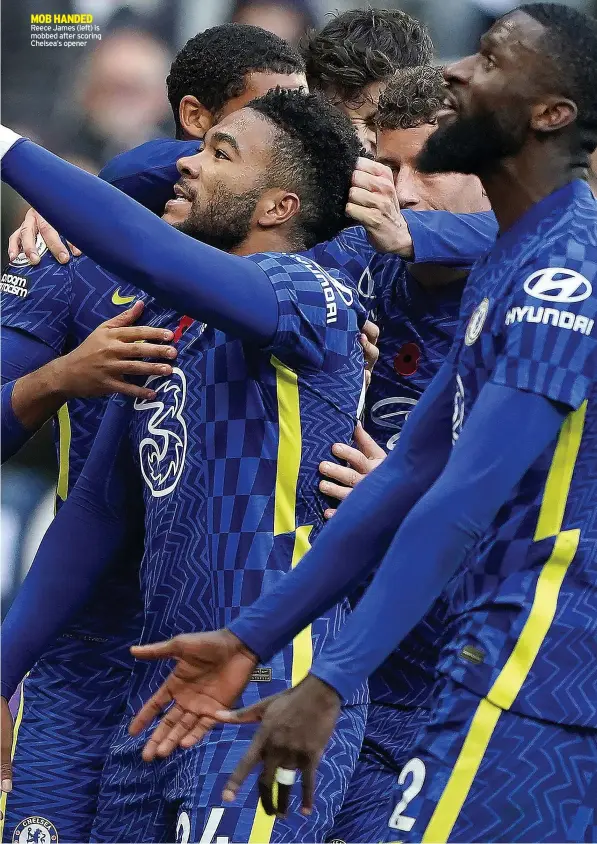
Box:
[422,403,586,844]
[56,403,72,502]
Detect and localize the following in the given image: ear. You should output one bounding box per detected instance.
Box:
[256,189,301,230]
[530,96,577,134]
[178,95,214,140]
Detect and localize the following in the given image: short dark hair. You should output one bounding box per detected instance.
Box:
[249,88,361,248]
[377,66,445,131]
[301,8,433,107]
[520,3,597,153]
[167,24,305,137]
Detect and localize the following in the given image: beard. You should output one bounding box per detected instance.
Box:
[174,181,264,252]
[417,108,527,177]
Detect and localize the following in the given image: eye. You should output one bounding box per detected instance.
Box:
[215,148,230,161]
[481,52,496,70]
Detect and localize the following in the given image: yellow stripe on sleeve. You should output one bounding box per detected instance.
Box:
[271,357,301,537]
[422,402,587,844]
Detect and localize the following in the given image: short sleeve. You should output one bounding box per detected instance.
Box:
[247,253,364,372]
[491,245,597,409]
[1,239,72,354]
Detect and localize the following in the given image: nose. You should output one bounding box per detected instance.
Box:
[444,54,475,86]
[176,151,202,178]
[394,167,420,210]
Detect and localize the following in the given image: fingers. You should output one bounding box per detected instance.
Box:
[300,763,316,816]
[348,186,381,210]
[319,479,351,502]
[352,168,393,195]
[362,319,380,346]
[320,453,366,484]
[112,361,173,379]
[130,638,181,661]
[15,212,42,264]
[257,755,278,815]
[354,156,393,178]
[179,715,216,749]
[36,215,70,264]
[345,202,376,227]
[66,241,82,257]
[7,227,22,263]
[354,422,386,460]
[102,380,157,401]
[323,507,336,520]
[214,700,267,725]
[360,332,380,372]
[129,683,174,736]
[222,734,265,803]
[104,301,145,328]
[112,340,177,361]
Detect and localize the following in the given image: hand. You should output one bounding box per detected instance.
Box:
[51,301,177,402]
[128,629,258,761]
[215,674,341,817]
[346,157,413,257]
[360,319,379,386]
[319,422,386,518]
[8,208,80,265]
[1,696,13,798]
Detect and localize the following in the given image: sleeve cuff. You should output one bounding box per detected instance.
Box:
[227,617,273,664]
[0,127,24,159]
[309,661,354,703]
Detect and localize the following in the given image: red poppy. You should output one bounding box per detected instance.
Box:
[394,342,421,376]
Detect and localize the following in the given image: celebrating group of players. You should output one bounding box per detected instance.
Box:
[1,3,597,842]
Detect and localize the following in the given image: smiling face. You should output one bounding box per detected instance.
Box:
[418,11,549,176]
[162,108,277,251]
[377,122,488,212]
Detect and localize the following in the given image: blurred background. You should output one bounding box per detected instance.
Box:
[2,0,597,613]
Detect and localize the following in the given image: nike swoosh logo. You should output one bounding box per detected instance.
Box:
[112,289,136,306]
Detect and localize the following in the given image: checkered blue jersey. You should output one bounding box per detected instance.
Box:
[0,246,143,660]
[127,252,369,708]
[438,179,597,726]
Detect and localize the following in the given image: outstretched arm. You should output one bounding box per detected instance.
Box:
[0,131,279,343]
[311,382,567,700]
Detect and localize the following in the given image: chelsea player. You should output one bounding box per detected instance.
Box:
[326,66,491,844]
[1,89,368,844]
[103,5,597,842]
[0,25,307,844]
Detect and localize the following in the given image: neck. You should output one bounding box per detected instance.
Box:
[231,228,300,257]
[407,263,468,289]
[480,142,585,232]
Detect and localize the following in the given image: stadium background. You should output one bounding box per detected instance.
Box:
[2,0,596,615]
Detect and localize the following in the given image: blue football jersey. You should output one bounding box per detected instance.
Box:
[1,245,143,657]
[124,253,368,709]
[438,179,597,727]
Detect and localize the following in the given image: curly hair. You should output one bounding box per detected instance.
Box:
[521,3,597,154]
[167,24,305,137]
[301,8,433,107]
[248,88,361,248]
[376,66,445,131]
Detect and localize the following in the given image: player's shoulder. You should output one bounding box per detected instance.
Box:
[250,251,362,319]
[99,137,201,184]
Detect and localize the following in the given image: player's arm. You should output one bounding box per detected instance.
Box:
[347,157,497,264]
[218,382,568,814]
[0,397,138,703]
[1,131,281,343]
[1,302,177,462]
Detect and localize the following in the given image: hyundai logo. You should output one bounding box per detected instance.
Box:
[523,268,592,303]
